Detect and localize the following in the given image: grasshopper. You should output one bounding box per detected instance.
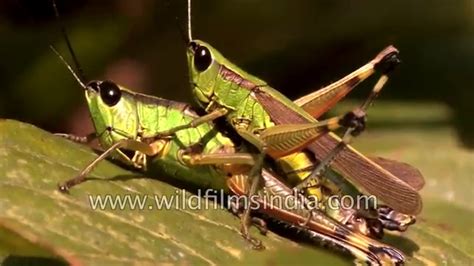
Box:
[52,54,405,264]
[159,0,423,242]
[47,2,409,264]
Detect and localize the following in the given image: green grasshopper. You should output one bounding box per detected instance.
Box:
[163,0,423,242]
[52,54,405,265]
[47,3,409,263]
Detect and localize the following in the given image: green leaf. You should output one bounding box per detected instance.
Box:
[0,218,71,266]
[1,100,473,265]
[0,119,349,265]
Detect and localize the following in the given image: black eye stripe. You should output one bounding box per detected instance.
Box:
[99,80,122,107]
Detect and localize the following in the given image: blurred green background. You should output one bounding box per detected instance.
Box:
[0,0,473,147]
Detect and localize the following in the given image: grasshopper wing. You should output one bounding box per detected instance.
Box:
[369,157,425,191]
[254,89,422,215]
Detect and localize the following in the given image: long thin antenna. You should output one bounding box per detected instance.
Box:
[51,0,86,81]
[50,45,86,89]
[187,0,192,41]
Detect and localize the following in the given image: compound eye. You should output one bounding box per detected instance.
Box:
[194,45,212,72]
[99,80,122,107]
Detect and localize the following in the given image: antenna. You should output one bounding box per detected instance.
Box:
[51,0,87,82]
[187,0,192,41]
[50,45,86,89]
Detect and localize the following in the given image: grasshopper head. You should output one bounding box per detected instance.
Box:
[85,80,138,148]
[187,39,267,111]
[186,39,225,108]
[48,5,138,150]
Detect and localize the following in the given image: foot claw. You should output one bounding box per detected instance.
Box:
[340,109,366,136]
[230,198,267,235]
[242,233,265,250]
[240,212,265,250]
[372,246,405,265]
[57,183,70,194]
[375,51,401,74]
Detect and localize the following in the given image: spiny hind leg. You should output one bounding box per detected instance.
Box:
[238,153,266,249]
[179,153,267,246]
[231,117,364,246]
[235,113,365,234]
[290,64,399,194]
[297,181,385,239]
[295,66,398,194]
[227,172,266,250]
[323,195,404,239]
[228,196,268,236]
[294,109,368,193]
[295,45,400,118]
[258,111,366,159]
[232,130,268,249]
[322,197,408,239]
[291,69,400,239]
